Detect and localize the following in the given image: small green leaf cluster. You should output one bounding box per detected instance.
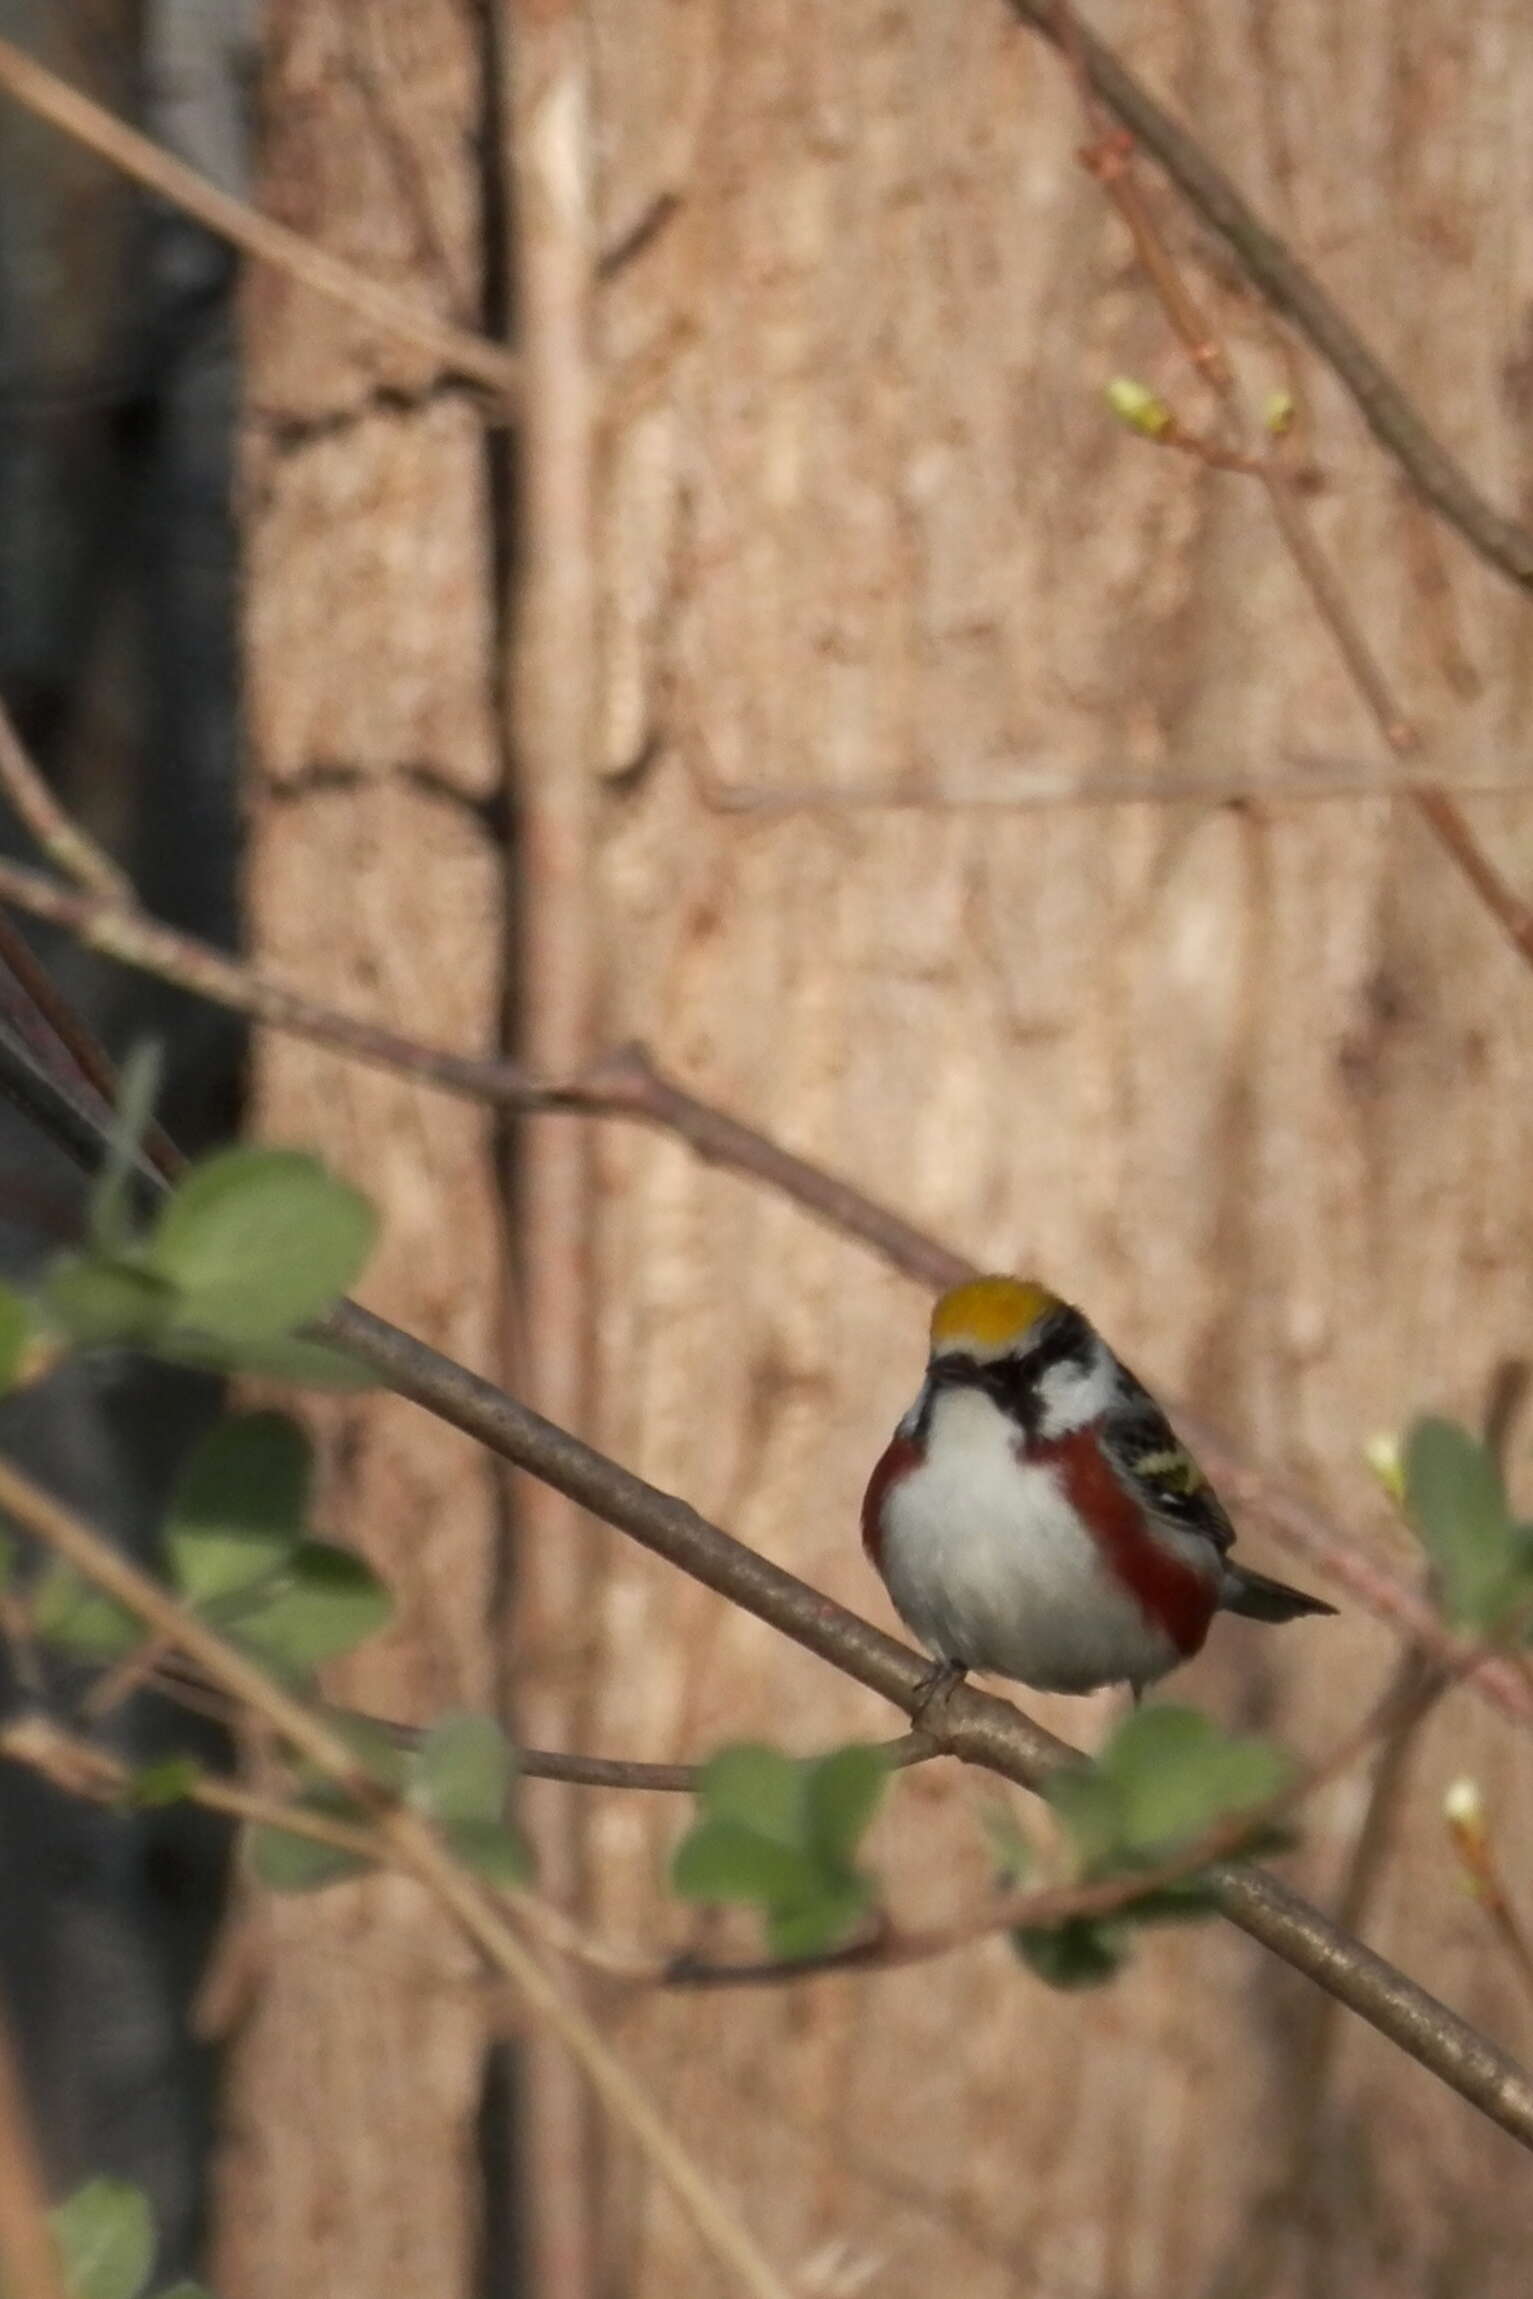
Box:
[0,1056,377,1398]
[32,1413,391,1681]
[250,1710,531,1895]
[670,1742,889,1958]
[1006,1705,1292,1989]
[0,2175,213,2299]
[1403,1416,1533,1638]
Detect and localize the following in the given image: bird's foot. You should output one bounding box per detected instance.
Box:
[910,1657,967,1739]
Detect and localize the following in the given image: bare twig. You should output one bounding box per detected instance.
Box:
[0,1462,796,2299]
[318,1296,1533,2149]
[659,1634,1451,1989]
[1445,1781,1533,2015]
[0,702,133,904]
[0,843,1530,1732]
[140,1656,936,1793]
[0,1984,70,2299]
[1051,1,1533,982]
[502,4,603,2288]
[0,947,1526,2142]
[0,34,520,403]
[1005,1,1533,593]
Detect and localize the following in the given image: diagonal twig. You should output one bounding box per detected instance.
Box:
[1048,0,1533,981]
[0,1984,70,2299]
[0,840,1529,1730]
[1005,0,1533,592]
[0,34,520,403]
[0,920,1524,2147]
[0,1459,796,2299]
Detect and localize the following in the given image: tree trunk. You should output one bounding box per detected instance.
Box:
[577,5,1533,2295]
[224,4,1533,2296]
[213,6,506,2295]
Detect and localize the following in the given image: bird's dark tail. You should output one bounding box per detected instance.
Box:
[1222,1565,1337,1624]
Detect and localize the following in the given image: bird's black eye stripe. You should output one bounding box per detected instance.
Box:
[1022,1305,1094,1382]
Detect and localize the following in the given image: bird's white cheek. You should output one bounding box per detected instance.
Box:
[1035,1347,1117,1437]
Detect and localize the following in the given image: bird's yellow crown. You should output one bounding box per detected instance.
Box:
[929,1276,1060,1358]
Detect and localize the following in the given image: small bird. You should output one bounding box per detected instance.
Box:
[863,1276,1334,1701]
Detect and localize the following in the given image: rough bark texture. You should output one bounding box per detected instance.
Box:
[214,6,505,2296]
[577,5,1533,2296]
[223,3,1533,2296]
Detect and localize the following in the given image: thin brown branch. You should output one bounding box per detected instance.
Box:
[0,701,134,904]
[503,5,602,2288]
[0,34,520,403]
[141,1656,934,1793]
[0,944,1525,2141]
[659,1634,1451,1989]
[318,1295,1533,2150]
[690,757,1533,815]
[0,1983,70,2299]
[1215,1643,1450,2299]
[1446,1781,1533,2015]
[0,2000,68,2299]
[0,844,1530,1733]
[1049,0,1533,983]
[1004,1,1533,593]
[0,1461,796,2299]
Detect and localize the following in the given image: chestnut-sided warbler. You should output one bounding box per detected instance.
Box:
[863,1277,1334,1699]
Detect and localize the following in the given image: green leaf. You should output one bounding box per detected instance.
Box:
[765,1872,871,1960]
[1102,1706,1291,1861]
[51,2178,155,2299]
[1013,1918,1127,1991]
[411,1712,514,1826]
[125,1757,204,1809]
[224,1542,391,1676]
[674,1741,890,1962]
[1041,1765,1125,1872]
[694,1744,805,1844]
[164,1413,309,1607]
[1404,1416,1525,1632]
[981,1801,1034,1885]
[148,1148,376,1340]
[31,1562,142,1659]
[42,1257,177,1349]
[670,1817,818,1906]
[442,1816,533,1887]
[247,1818,370,1894]
[322,1709,409,1792]
[0,1281,33,1394]
[803,1744,888,1863]
[89,1042,164,1254]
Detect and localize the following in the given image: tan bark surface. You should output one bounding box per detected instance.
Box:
[214,6,504,2296]
[580,5,1533,2295]
[226,3,1533,2295]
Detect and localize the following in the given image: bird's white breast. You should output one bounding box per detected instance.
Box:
[878,1388,1180,1694]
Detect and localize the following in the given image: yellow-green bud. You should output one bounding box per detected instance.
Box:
[1104,377,1175,440]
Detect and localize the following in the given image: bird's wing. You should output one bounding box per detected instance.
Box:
[1100,1377,1236,1560]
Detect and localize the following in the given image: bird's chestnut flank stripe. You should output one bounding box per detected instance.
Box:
[1032,1423,1216,1659]
[859,1435,919,1573]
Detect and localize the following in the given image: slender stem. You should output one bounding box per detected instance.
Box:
[0,841,1529,1733]
[0,34,520,402]
[1051,0,1533,981]
[0,1460,794,2299]
[0,1986,70,2299]
[503,4,603,2287]
[320,1297,1533,2151]
[0,702,133,903]
[1006,1,1533,592]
